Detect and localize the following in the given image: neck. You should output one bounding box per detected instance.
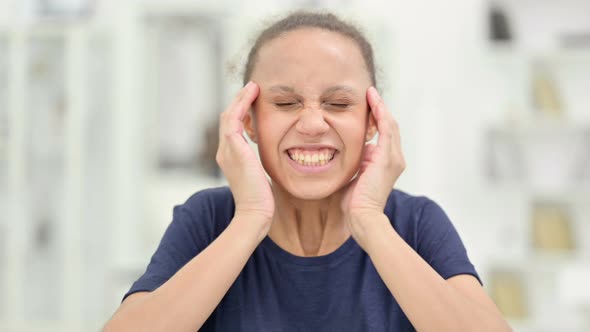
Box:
[268,182,350,257]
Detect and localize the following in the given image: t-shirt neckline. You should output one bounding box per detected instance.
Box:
[260,234,359,267]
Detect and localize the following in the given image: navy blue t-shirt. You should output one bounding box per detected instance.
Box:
[124,187,480,331]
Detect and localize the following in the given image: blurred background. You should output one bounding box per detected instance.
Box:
[0,0,589,331]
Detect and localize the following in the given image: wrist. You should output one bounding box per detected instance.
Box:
[346,211,392,252]
[232,212,273,242]
[348,208,384,221]
[235,206,274,222]
[364,215,402,257]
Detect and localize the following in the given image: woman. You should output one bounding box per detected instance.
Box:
[104,11,511,332]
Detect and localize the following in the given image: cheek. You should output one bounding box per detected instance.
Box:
[254,112,289,152]
[330,114,368,144]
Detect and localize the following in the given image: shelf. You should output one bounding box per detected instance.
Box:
[490,118,590,134]
[486,121,590,192]
[486,44,590,65]
[488,255,590,331]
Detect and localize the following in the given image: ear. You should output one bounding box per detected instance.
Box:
[243,108,258,143]
[365,110,377,141]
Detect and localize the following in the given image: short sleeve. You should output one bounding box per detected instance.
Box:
[122,190,227,302]
[415,199,482,285]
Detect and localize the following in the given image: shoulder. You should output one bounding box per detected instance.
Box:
[174,186,235,237]
[383,189,449,245]
[181,186,235,214]
[384,188,436,220]
[386,190,480,282]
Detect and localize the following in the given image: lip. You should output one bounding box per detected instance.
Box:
[285,144,338,152]
[285,150,338,174]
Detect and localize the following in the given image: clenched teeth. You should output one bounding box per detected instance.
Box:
[287,148,336,167]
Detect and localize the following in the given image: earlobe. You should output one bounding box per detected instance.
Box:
[243,109,258,143]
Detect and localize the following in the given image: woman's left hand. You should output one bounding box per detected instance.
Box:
[342,87,406,251]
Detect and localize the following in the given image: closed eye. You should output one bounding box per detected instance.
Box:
[324,103,350,109]
[275,103,298,107]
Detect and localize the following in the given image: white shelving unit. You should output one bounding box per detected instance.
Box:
[485,44,590,331]
[1,24,106,331]
[0,4,231,330]
[483,4,590,330]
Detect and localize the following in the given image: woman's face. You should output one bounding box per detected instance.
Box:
[246,28,376,200]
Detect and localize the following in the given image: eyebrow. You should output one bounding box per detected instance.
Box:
[269,85,296,93]
[323,85,355,95]
[268,85,355,95]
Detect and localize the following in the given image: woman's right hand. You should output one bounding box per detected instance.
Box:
[216,81,275,224]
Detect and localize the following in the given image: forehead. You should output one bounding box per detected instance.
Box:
[251,28,372,89]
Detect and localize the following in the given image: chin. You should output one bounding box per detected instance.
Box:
[290,189,332,201]
[279,179,346,201]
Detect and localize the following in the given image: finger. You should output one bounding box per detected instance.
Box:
[367,87,388,131]
[362,143,376,162]
[225,131,251,156]
[228,81,255,110]
[229,81,259,122]
[219,82,259,141]
[218,122,250,156]
[367,87,392,152]
[369,87,400,139]
[226,82,260,137]
[383,116,404,172]
[391,117,402,152]
[355,143,374,175]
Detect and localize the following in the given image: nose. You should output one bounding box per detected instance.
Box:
[295,107,330,137]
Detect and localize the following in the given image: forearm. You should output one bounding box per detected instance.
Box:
[363,214,510,332]
[104,214,270,332]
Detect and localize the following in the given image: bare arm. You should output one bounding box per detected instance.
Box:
[102,214,270,332]
[360,213,511,332]
[342,88,511,331]
[104,81,271,331]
